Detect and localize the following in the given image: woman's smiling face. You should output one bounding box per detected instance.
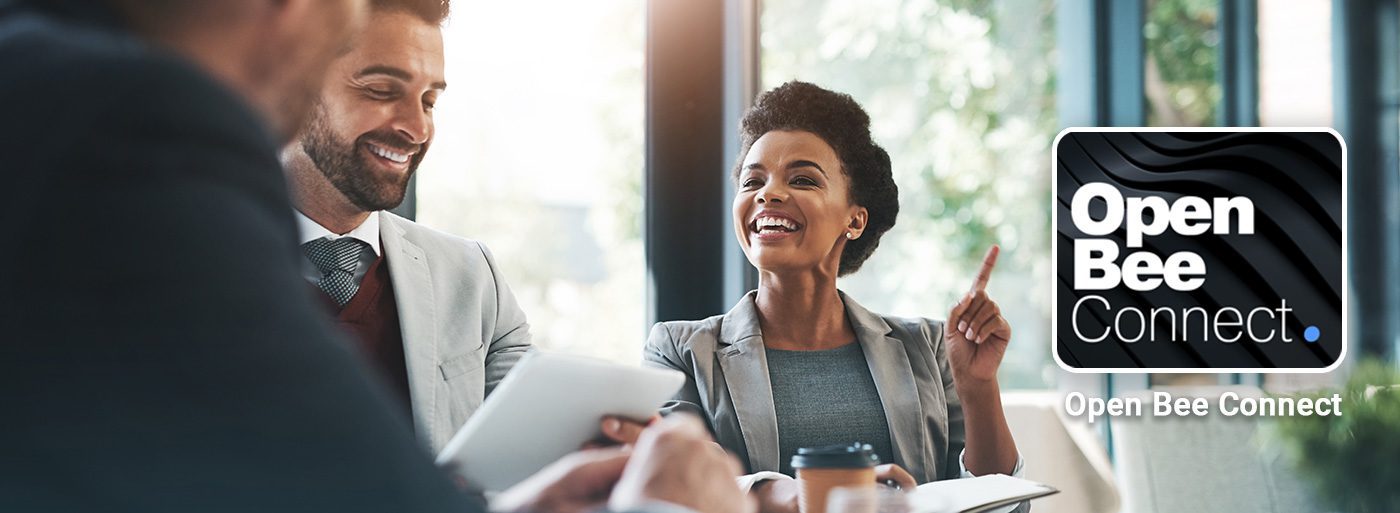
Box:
[733,130,868,275]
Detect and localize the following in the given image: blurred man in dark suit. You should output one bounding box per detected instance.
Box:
[0,2,753,513]
[0,0,471,510]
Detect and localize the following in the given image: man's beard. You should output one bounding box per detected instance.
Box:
[300,105,425,212]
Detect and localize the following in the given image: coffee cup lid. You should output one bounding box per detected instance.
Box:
[790,442,880,469]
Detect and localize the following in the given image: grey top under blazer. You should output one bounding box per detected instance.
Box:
[643,290,965,483]
[380,213,533,453]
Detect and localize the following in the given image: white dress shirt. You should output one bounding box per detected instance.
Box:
[295,210,383,288]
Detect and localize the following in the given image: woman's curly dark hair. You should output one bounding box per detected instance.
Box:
[734,81,898,276]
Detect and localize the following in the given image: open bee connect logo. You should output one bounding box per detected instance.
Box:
[1052,128,1346,372]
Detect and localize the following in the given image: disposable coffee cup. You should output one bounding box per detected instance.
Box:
[791,443,879,513]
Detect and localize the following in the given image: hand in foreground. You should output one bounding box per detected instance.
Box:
[493,447,631,513]
[609,414,756,513]
[582,415,653,449]
[874,463,917,491]
[945,245,1013,384]
[751,479,799,513]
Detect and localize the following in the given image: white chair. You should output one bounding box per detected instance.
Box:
[1109,386,1320,513]
[1002,391,1121,513]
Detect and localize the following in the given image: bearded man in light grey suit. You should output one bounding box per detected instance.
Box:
[281,0,531,454]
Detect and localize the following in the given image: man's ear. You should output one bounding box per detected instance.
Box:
[263,0,322,33]
[243,0,322,82]
[259,0,365,64]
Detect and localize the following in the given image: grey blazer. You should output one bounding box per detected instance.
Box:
[643,290,965,483]
[380,212,533,453]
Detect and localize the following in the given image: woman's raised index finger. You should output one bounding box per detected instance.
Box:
[970,245,1000,292]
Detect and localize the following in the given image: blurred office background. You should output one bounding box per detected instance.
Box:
[400,0,1397,511]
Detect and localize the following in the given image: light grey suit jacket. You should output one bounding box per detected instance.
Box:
[643,290,965,484]
[380,212,533,453]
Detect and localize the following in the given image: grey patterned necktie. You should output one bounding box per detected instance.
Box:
[302,237,368,307]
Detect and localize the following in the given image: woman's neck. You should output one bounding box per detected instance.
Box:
[754,269,855,350]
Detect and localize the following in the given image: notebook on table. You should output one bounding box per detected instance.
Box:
[908,474,1059,513]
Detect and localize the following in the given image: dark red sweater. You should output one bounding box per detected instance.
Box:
[313,254,412,415]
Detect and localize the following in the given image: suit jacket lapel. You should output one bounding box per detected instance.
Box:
[380,213,440,446]
[842,292,925,477]
[715,292,781,472]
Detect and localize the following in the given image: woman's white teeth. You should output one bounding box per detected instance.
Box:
[755,217,799,232]
[369,145,410,164]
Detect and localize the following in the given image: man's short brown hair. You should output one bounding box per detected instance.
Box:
[372,0,448,24]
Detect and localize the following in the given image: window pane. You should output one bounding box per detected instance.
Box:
[1258,0,1332,127]
[415,2,646,363]
[761,0,1057,388]
[1258,0,1337,392]
[1144,0,1221,127]
[1144,0,1220,387]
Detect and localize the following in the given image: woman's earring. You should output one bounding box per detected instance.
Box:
[846,231,856,240]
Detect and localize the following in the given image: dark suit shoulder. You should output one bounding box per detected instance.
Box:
[1,8,279,217]
[1,11,263,140]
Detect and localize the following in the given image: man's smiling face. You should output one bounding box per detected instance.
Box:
[299,8,446,212]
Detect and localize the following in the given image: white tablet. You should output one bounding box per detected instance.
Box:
[434,352,686,492]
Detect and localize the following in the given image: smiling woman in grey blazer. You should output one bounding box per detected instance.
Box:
[643,81,1024,513]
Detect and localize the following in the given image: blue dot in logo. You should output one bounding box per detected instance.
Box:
[1303,326,1320,343]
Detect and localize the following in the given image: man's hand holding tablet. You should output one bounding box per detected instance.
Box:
[436,353,687,491]
[494,415,756,513]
